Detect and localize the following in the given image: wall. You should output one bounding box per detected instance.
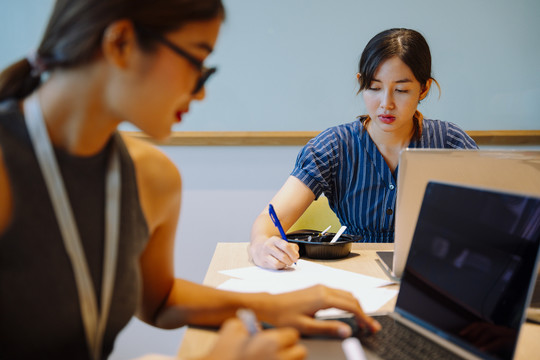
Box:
[179,0,540,132]
[2,1,540,133]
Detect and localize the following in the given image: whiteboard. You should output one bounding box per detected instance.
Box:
[2,0,539,131]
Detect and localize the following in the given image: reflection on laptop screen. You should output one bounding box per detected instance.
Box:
[398,182,540,360]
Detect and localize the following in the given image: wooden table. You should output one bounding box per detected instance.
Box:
[177,243,540,359]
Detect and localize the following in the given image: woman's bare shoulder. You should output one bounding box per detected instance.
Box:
[120,133,181,229]
[121,134,180,184]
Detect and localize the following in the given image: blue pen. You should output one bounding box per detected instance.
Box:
[268,204,288,241]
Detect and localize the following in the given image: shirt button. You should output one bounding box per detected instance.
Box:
[389,184,395,190]
[386,208,393,215]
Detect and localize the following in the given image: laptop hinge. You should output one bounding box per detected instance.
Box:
[390,312,484,360]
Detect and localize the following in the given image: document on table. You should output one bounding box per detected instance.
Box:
[217,259,398,315]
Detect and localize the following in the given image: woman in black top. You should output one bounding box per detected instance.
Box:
[0,1,379,359]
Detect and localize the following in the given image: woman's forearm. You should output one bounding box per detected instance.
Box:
[153,278,271,329]
[154,279,381,337]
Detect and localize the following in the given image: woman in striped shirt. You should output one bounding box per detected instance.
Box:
[249,28,478,270]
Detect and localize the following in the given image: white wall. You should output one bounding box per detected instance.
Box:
[181,0,540,132]
[2,1,540,132]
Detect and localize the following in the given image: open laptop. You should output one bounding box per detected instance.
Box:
[377,149,540,280]
[360,181,540,360]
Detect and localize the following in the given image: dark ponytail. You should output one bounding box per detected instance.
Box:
[0,0,225,102]
[0,58,42,101]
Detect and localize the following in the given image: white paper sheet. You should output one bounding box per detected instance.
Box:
[217,259,398,315]
[219,259,394,289]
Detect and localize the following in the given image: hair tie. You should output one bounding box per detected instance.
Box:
[26,51,47,77]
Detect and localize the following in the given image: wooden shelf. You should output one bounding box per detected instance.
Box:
[123,130,540,146]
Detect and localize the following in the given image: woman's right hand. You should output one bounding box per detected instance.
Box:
[249,176,317,270]
[249,236,300,270]
[202,318,307,360]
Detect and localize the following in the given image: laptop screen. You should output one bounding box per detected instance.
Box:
[397,182,540,360]
[393,149,540,279]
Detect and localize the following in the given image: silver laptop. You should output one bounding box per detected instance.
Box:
[377,149,540,281]
[361,181,540,360]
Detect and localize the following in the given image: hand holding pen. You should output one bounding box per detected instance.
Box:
[268,203,298,266]
[205,310,306,360]
[248,203,300,270]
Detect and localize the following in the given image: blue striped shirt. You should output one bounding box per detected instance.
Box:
[291,118,478,242]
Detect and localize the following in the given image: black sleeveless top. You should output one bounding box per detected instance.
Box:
[0,99,150,359]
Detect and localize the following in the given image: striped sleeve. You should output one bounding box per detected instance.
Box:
[419,119,479,149]
[291,128,340,199]
[445,122,479,149]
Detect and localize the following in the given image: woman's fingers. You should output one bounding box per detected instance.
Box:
[272,239,299,264]
[317,287,381,333]
[257,237,299,269]
[220,317,249,335]
[254,327,301,349]
[268,285,381,336]
[207,319,307,360]
[244,328,307,360]
[292,316,354,338]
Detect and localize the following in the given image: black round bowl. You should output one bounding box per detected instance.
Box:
[286,230,361,259]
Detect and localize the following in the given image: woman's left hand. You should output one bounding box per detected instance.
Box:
[256,285,381,338]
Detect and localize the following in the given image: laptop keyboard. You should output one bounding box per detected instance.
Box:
[358,315,464,360]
